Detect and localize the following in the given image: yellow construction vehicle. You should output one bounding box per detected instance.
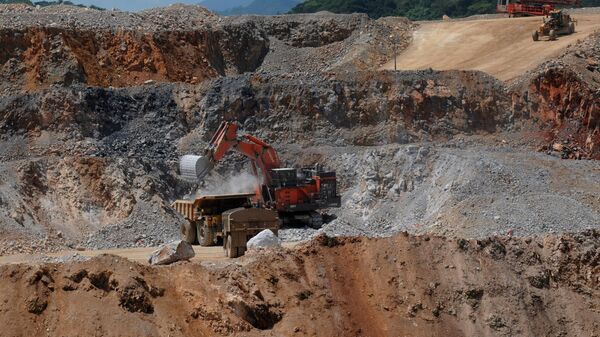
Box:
[172,193,280,257]
[532,10,576,41]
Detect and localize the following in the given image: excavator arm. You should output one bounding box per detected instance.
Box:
[179,122,281,186]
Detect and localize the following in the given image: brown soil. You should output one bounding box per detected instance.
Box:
[1,232,598,337]
[0,27,262,91]
[384,14,600,81]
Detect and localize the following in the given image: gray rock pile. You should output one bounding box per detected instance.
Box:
[0,4,218,31]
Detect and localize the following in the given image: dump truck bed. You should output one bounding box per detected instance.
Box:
[172,193,256,221]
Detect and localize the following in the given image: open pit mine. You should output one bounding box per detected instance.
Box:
[0,3,599,337]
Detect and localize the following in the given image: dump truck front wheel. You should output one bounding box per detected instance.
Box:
[225,235,239,258]
[532,31,539,41]
[569,22,575,34]
[309,212,323,229]
[197,223,215,247]
[181,222,197,244]
[549,30,557,40]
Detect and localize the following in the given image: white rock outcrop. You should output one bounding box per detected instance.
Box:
[247,230,281,250]
[148,240,195,265]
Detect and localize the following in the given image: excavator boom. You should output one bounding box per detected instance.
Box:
[180,122,281,185]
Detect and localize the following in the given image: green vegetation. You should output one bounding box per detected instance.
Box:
[291,0,600,20]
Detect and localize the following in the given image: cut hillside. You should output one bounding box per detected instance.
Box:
[1,232,599,336]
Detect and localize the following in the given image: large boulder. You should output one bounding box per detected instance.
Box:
[247,230,281,250]
[148,240,195,265]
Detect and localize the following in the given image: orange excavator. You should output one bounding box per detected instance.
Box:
[179,121,341,228]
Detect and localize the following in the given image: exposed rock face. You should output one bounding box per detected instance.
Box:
[195,70,512,146]
[528,68,599,159]
[512,31,600,159]
[251,13,369,47]
[0,70,513,150]
[0,25,268,91]
[0,5,413,93]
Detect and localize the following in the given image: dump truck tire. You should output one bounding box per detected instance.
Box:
[569,22,575,34]
[181,222,196,244]
[225,235,238,258]
[197,223,215,247]
[309,212,323,229]
[549,30,556,40]
[532,31,539,41]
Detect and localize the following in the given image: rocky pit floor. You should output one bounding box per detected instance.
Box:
[0,4,599,336]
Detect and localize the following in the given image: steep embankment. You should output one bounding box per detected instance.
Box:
[0,232,599,336]
[0,5,413,92]
[0,5,269,91]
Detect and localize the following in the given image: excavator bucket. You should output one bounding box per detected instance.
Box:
[179,155,214,182]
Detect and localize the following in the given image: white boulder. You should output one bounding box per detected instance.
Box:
[247,229,281,250]
[148,240,195,265]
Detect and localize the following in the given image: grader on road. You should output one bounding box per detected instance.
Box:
[532,10,576,41]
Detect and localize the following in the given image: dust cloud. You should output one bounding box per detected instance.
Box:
[197,171,259,196]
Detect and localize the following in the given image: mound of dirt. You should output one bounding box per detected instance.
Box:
[1,232,598,336]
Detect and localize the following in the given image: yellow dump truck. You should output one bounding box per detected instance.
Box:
[172,193,279,257]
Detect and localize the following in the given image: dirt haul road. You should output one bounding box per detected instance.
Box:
[0,243,298,265]
[383,13,600,80]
